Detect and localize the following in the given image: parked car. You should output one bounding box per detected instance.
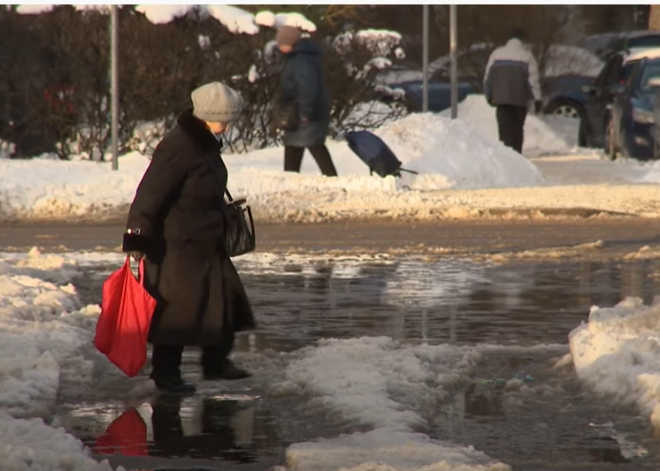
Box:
[580,31,660,61]
[607,50,660,160]
[378,43,602,118]
[387,76,597,117]
[580,47,660,149]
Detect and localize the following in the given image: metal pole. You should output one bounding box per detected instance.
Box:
[110,5,119,170]
[450,4,458,119]
[422,4,429,113]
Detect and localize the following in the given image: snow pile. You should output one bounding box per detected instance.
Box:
[636,161,660,184]
[16,4,111,14]
[0,153,144,220]
[207,5,260,35]
[442,95,578,156]
[335,29,402,57]
[343,100,403,128]
[255,11,317,32]
[569,297,660,430]
[0,110,547,221]
[0,250,123,470]
[355,29,402,57]
[0,411,118,471]
[18,5,317,34]
[136,4,259,33]
[0,250,98,417]
[287,429,511,471]
[376,113,544,189]
[273,337,510,471]
[134,4,194,24]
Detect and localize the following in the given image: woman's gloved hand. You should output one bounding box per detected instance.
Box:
[130,251,144,262]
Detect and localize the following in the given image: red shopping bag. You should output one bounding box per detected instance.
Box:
[94,257,157,377]
[95,408,148,457]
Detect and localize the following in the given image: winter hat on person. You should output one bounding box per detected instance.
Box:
[276,25,301,47]
[191,82,244,123]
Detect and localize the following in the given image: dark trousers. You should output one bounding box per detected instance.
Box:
[284,145,338,177]
[151,331,235,380]
[496,105,527,154]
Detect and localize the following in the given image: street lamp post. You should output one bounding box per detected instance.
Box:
[422,4,429,113]
[110,5,119,170]
[450,5,458,119]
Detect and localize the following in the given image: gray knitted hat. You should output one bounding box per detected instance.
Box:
[191,82,244,123]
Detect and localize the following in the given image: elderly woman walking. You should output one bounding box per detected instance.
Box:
[122,82,256,394]
[276,25,338,177]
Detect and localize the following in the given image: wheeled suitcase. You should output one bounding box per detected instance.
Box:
[345,130,417,178]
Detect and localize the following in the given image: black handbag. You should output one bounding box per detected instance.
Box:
[222,188,256,257]
[273,99,299,132]
[202,151,256,258]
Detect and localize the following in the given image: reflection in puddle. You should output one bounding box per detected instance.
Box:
[434,348,649,468]
[587,438,631,464]
[233,258,660,352]
[70,257,660,469]
[67,394,282,468]
[147,395,257,463]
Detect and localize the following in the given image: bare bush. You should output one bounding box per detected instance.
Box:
[5,6,406,158]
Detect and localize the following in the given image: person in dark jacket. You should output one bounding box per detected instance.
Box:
[122,82,256,394]
[276,25,337,177]
[483,29,542,154]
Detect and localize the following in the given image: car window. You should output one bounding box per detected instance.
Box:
[637,59,660,92]
[626,35,660,50]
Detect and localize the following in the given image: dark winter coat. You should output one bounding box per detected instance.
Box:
[280,38,330,148]
[122,109,255,347]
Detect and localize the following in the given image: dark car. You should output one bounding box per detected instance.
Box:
[607,54,660,160]
[381,80,475,113]
[379,44,601,118]
[580,31,660,61]
[579,49,644,148]
[390,76,596,118]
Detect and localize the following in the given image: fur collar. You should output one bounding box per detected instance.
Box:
[177,109,223,153]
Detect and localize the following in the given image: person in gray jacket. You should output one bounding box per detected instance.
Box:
[484,29,542,154]
[276,26,337,177]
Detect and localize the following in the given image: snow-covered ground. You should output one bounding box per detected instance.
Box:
[274,337,515,471]
[0,249,515,470]
[0,249,120,470]
[3,95,660,223]
[569,297,660,435]
[3,248,660,469]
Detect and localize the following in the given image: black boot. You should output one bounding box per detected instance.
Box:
[203,359,251,381]
[150,345,196,394]
[150,373,197,394]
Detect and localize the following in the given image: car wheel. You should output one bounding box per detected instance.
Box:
[604,117,618,161]
[545,99,583,119]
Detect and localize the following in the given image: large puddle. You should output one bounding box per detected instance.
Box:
[62,257,660,470]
